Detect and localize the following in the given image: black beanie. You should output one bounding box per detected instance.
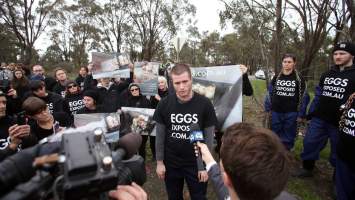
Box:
[333,42,355,56]
[83,90,99,102]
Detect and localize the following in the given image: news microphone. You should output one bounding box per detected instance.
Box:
[189,123,205,171]
[112,132,142,162]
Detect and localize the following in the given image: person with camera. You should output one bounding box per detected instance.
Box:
[196,123,296,200]
[0,91,35,162]
[153,63,217,200]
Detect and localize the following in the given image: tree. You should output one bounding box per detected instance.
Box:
[0,0,62,65]
[128,0,196,61]
[0,23,19,63]
[286,0,333,77]
[49,0,101,67]
[96,0,132,53]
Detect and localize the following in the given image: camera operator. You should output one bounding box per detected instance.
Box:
[196,123,297,200]
[0,91,35,162]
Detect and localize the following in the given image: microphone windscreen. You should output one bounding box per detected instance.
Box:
[117,133,142,158]
[190,123,200,132]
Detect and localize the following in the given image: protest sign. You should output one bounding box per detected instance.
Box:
[91,52,130,79]
[74,113,121,143]
[191,65,243,131]
[134,62,159,96]
[120,107,156,136]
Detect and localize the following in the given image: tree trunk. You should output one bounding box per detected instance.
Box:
[273,0,283,74]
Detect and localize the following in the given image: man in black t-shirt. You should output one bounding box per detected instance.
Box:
[296,42,355,178]
[153,63,217,200]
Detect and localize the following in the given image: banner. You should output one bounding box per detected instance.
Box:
[91,52,131,79]
[191,65,243,131]
[120,107,156,136]
[134,62,159,96]
[74,113,121,143]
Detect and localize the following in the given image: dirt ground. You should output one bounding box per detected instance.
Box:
[142,96,333,200]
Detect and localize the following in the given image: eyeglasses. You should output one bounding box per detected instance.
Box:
[130,88,139,92]
[68,85,78,89]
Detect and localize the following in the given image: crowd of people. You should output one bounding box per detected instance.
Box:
[0,41,354,200]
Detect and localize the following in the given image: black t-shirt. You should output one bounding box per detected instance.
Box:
[37,92,69,115]
[153,93,217,168]
[52,83,66,98]
[271,72,305,113]
[65,93,84,115]
[31,122,54,141]
[337,98,355,170]
[312,66,355,126]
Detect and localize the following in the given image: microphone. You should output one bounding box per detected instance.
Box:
[112,132,142,162]
[189,123,205,171]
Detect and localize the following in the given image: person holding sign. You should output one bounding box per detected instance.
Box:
[153,63,217,200]
[264,54,309,150]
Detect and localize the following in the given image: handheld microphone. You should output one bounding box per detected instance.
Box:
[189,123,205,171]
[112,132,142,162]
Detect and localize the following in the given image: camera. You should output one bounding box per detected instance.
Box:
[0,128,146,200]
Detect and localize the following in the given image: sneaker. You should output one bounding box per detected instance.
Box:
[292,168,313,178]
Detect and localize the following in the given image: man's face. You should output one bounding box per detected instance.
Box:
[333,50,354,66]
[79,67,88,76]
[282,57,295,74]
[172,72,192,100]
[55,70,67,81]
[130,86,140,97]
[33,65,44,76]
[32,107,51,123]
[33,86,47,97]
[0,96,7,118]
[83,96,95,109]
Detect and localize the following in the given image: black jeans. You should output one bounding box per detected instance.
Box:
[139,135,155,160]
[164,165,207,200]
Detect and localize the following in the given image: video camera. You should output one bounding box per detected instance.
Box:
[0,128,146,200]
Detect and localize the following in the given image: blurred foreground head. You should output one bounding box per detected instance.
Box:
[220,123,290,200]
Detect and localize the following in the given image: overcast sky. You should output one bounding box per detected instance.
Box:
[35,0,235,54]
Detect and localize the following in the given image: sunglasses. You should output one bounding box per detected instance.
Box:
[68,84,78,89]
[130,88,139,92]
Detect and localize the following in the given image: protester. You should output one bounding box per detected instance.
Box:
[214,64,253,154]
[336,93,355,200]
[75,66,89,89]
[31,65,56,91]
[95,77,123,112]
[264,54,309,150]
[77,89,105,114]
[296,42,355,177]
[52,67,69,97]
[0,91,34,161]
[22,97,69,141]
[196,123,296,200]
[64,80,84,116]
[124,83,152,161]
[29,80,71,118]
[150,76,169,108]
[153,63,217,200]
[11,68,30,101]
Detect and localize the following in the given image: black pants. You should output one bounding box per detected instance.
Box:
[139,135,155,161]
[165,165,207,200]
